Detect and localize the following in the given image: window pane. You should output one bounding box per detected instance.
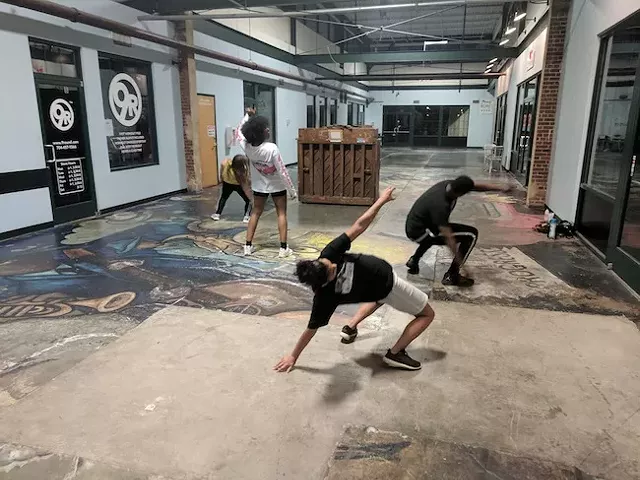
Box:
[99,54,157,171]
[347,102,354,125]
[586,37,639,196]
[30,40,78,78]
[244,81,276,142]
[442,106,470,137]
[330,99,337,125]
[413,106,439,136]
[319,97,327,127]
[307,95,315,127]
[620,118,640,260]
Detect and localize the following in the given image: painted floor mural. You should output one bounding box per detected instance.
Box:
[0,149,638,405]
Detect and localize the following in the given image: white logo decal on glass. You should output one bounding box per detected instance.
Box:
[109,73,142,127]
[49,98,74,131]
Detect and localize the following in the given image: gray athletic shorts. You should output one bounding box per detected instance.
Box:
[380,273,429,316]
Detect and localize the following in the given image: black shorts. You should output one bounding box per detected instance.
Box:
[253,190,286,198]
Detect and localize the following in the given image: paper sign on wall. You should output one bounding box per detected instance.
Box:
[480,100,494,115]
[526,47,535,71]
[207,125,216,138]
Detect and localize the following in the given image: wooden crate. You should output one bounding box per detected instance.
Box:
[297,127,380,206]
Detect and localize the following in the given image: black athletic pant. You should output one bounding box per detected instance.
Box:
[216,181,252,216]
[411,223,478,279]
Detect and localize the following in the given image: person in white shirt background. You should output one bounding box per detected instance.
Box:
[237,107,297,258]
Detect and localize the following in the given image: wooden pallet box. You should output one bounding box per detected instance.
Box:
[297,127,380,206]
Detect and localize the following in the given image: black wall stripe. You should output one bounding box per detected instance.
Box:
[0,169,49,195]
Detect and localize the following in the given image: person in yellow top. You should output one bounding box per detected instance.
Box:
[211,155,252,223]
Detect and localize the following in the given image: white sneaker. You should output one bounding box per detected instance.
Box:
[242,215,250,223]
[244,245,255,256]
[211,214,221,221]
[278,247,293,258]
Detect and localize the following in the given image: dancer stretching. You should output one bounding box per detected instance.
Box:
[211,155,252,223]
[404,175,511,287]
[274,187,435,372]
[237,108,296,258]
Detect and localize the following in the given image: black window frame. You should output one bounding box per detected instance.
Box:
[243,80,277,142]
[98,52,160,172]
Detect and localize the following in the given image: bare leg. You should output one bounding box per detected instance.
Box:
[348,302,382,329]
[246,195,267,243]
[389,304,435,354]
[272,194,288,244]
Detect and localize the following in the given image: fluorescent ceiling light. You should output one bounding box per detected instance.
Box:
[490,57,498,63]
[514,12,527,22]
[423,40,449,46]
[505,26,517,35]
[499,38,510,46]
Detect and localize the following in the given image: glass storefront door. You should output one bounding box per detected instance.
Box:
[577,11,640,293]
[383,105,470,147]
[511,76,539,186]
[382,108,412,146]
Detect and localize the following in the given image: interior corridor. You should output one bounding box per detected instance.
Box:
[0,148,639,479]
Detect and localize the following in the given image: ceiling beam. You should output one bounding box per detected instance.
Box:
[294,47,517,65]
[128,0,521,15]
[368,84,489,91]
[317,72,503,81]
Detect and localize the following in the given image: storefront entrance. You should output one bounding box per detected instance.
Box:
[576,12,640,293]
[31,40,96,224]
[510,76,540,186]
[382,105,470,148]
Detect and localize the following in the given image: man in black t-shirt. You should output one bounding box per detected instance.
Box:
[405,175,510,287]
[274,187,435,372]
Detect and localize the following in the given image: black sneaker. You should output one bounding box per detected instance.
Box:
[383,349,422,370]
[442,272,475,288]
[406,257,420,275]
[340,325,358,344]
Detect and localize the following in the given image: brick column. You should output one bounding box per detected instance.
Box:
[176,20,202,192]
[527,0,571,207]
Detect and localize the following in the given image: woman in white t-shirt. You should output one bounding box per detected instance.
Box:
[236,108,297,258]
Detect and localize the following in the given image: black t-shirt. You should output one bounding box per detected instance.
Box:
[307,233,394,329]
[405,179,472,238]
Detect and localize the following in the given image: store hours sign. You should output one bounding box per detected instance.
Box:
[99,54,157,170]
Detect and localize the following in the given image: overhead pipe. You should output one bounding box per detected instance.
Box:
[138,0,521,20]
[2,0,372,101]
[317,72,504,81]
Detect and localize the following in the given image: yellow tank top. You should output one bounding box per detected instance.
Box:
[221,161,239,185]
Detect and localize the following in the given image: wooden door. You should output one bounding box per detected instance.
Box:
[198,95,218,187]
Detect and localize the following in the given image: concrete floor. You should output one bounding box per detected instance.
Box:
[0,148,639,479]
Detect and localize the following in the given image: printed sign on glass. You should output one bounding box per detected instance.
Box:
[99,54,158,170]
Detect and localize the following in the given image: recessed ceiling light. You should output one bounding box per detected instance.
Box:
[505,26,517,35]
[514,12,527,22]
[500,38,509,46]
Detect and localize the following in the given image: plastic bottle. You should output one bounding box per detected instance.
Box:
[548,214,558,239]
[544,208,550,223]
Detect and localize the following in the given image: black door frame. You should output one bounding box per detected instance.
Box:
[606,58,640,292]
[575,12,640,293]
[510,72,541,186]
[31,40,97,225]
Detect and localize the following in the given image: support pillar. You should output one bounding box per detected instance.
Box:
[527,0,571,207]
[176,20,202,192]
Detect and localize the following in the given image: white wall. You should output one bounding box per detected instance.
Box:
[82,50,185,210]
[0,30,52,233]
[368,89,495,147]
[0,189,53,233]
[547,1,640,222]
[498,26,548,169]
[276,88,308,165]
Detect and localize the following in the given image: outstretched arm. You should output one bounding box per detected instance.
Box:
[274,328,317,372]
[473,181,511,193]
[234,107,255,145]
[345,186,395,242]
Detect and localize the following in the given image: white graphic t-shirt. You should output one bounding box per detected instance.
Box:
[236,115,296,195]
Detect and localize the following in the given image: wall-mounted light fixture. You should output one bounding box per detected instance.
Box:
[499,38,510,45]
[514,11,527,22]
[505,26,517,35]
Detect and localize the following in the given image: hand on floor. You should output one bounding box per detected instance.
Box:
[274,355,296,373]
